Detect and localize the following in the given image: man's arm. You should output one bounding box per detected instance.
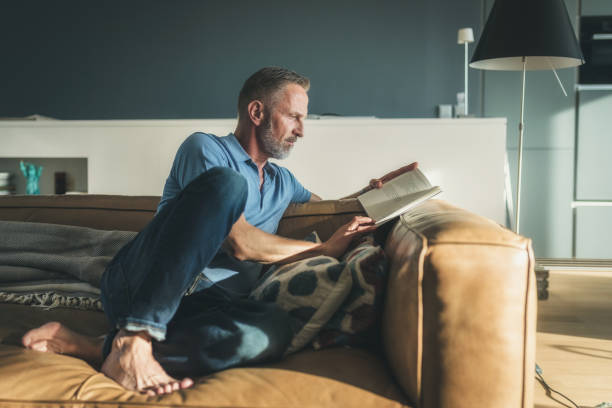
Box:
[309,192,322,201]
[225,214,375,264]
[340,162,419,200]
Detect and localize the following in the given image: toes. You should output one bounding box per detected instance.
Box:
[22,322,65,349]
[180,377,194,389]
[141,380,191,396]
[141,385,163,396]
[150,384,171,395]
[154,383,174,395]
[29,340,48,352]
[30,339,63,353]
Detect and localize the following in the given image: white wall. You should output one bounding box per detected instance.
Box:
[0,118,506,223]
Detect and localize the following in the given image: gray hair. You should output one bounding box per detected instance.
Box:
[237,67,310,118]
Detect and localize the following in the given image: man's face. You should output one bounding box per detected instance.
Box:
[258,83,308,160]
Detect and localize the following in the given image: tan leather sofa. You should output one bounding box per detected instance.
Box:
[0,195,536,408]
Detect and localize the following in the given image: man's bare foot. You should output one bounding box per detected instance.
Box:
[22,321,104,364]
[100,329,193,396]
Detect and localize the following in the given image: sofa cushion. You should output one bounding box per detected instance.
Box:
[313,235,389,350]
[0,195,366,239]
[0,304,410,408]
[249,233,352,355]
[0,194,159,232]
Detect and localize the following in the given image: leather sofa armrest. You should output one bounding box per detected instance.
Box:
[382,200,536,408]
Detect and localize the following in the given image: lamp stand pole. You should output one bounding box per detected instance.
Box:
[464,42,469,116]
[515,56,526,234]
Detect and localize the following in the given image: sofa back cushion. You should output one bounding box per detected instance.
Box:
[0,195,158,232]
[0,195,365,240]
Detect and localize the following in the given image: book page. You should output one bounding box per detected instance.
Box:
[357,169,431,211]
[366,187,441,225]
[358,169,441,224]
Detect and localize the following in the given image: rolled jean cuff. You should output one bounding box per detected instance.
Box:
[117,318,166,342]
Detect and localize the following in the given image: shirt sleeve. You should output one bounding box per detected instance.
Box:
[172,132,230,189]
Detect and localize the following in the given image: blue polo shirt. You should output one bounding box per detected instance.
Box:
[158,132,312,294]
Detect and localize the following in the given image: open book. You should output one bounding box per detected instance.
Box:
[357,169,441,225]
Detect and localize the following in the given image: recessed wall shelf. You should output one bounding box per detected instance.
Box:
[0,157,87,195]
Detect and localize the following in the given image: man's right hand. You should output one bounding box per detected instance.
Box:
[320,216,377,259]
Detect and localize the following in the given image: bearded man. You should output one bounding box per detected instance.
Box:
[22,67,414,396]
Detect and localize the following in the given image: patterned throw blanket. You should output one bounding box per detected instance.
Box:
[0,221,136,311]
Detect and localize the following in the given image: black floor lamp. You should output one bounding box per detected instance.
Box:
[470,0,584,234]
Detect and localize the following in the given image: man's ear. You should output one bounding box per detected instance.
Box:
[247,100,265,126]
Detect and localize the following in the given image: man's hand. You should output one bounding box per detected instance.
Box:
[225,215,375,265]
[320,216,377,259]
[340,162,418,200]
[368,162,418,190]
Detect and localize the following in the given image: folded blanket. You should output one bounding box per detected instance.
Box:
[0,280,103,311]
[0,221,136,286]
[0,265,68,282]
[0,221,135,310]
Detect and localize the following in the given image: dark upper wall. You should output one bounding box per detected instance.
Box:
[0,0,482,119]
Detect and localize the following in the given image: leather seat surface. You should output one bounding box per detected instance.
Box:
[0,304,410,408]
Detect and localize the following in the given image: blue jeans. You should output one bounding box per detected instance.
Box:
[100,167,292,377]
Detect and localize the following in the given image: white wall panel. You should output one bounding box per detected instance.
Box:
[0,118,506,223]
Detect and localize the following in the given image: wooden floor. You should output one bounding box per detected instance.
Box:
[534,270,612,408]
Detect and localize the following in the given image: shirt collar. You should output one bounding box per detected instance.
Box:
[226,133,251,162]
[226,133,277,179]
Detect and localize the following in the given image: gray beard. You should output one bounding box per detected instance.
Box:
[259,119,293,160]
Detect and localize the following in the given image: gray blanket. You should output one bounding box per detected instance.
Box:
[0,221,136,311]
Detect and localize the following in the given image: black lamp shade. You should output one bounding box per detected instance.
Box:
[470,0,584,70]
